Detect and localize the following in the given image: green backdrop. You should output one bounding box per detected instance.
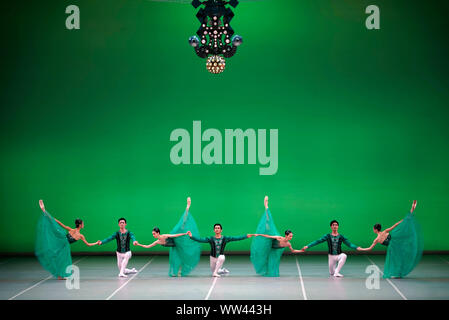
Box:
[1,0,448,253]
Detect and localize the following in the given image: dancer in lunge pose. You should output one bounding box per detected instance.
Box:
[35,200,99,280]
[302,220,360,277]
[137,197,201,276]
[357,200,422,278]
[98,217,139,278]
[251,196,304,277]
[187,223,255,277]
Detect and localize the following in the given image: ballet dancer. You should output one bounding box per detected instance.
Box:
[357,200,422,278]
[187,224,254,277]
[35,200,99,280]
[137,197,201,276]
[302,220,360,277]
[98,217,139,278]
[251,196,304,277]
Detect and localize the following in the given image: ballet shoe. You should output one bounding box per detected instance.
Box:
[333,272,344,277]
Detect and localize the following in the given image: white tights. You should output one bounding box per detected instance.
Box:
[328,253,347,275]
[116,251,133,275]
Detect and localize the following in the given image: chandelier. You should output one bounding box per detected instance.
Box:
[188,0,243,74]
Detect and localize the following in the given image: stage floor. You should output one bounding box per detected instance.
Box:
[1,255,448,300]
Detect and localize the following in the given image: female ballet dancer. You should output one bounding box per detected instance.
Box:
[35,200,99,280]
[137,197,201,277]
[357,200,423,278]
[250,196,304,277]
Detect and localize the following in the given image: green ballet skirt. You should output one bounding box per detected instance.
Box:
[168,210,201,277]
[250,209,284,277]
[383,212,423,278]
[35,211,73,278]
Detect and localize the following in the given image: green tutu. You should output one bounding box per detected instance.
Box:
[250,209,284,277]
[383,212,423,278]
[35,211,72,278]
[168,210,201,277]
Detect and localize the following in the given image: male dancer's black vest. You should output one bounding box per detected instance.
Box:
[326,235,346,255]
[115,231,132,253]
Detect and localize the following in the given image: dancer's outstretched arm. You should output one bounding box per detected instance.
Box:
[98,233,116,245]
[342,235,359,250]
[164,232,189,238]
[79,235,100,247]
[254,234,283,240]
[187,231,210,243]
[137,240,160,249]
[302,234,328,251]
[357,239,378,251]
[227,234,253,242]
[287,243,305,254]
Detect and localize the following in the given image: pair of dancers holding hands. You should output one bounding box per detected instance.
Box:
[250,197,421,278]
[35,197,421,280]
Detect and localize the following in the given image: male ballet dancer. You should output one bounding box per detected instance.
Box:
[98,217,139,277]
[302,220,360,277]
[187,225,254,277]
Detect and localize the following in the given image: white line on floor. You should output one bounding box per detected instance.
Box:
[8,256,87,300]
[205,277,219,300]
[105,257,155,300]
[295,257,308,300]
[365,256,407,300]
